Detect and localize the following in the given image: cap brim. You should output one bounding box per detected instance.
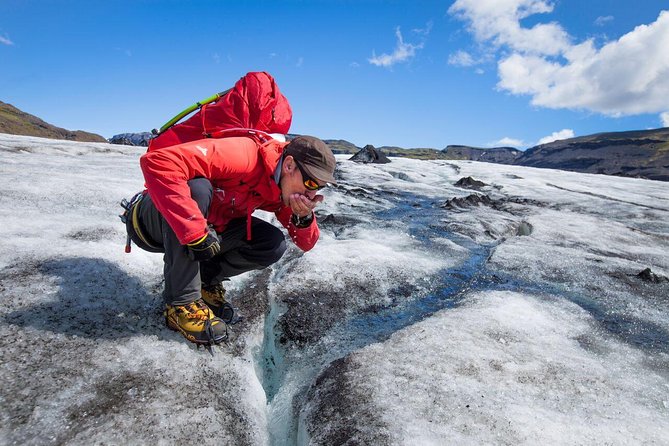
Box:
[302,163,337,185]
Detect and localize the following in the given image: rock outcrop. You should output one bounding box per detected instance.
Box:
[109,132,152,147]
[455,176,487,189]
[349,145,391,164]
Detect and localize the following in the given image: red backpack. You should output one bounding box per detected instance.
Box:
[148,71,292,151]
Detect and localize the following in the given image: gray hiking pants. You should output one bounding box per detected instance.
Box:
[132,178,286,305]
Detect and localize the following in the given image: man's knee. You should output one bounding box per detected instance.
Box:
[253,223,287,266]
[262,237,287,266]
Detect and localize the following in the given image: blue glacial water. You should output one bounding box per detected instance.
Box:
[259,188,669,445]
[260,190,511,444]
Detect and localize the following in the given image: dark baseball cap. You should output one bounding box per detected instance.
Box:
[284,135,337,185]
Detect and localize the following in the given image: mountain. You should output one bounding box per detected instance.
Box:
[380,145,446,159]
[442,145,521,163]
[347,142,521,162]
[323,139,360,154]
[334,139,517,161]
[0,100,106,142]
[516,127,669,181]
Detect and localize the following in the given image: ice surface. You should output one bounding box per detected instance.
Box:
[1,134,668,445]
[294,158,669,444]
[328,291,669,445]
[0,135,269,445]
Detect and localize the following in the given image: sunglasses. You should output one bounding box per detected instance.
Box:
[296,161,326,191]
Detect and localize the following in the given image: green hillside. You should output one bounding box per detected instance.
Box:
[0,101,106,142]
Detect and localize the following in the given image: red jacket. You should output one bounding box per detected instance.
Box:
[139,136,320,251]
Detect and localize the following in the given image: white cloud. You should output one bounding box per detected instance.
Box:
[412,21,434,36]
[537,128,575,145]
[448,50,476,67]
[369,27,423,68]
[595,15,614,26]
[661,112,669,127]
[491,137,524,147]
[450,3,669,117]
[448,49,495,68]
[0,34,13,46]
[449,0,571,56]
[296,57,304,68]
[212,53,221,64]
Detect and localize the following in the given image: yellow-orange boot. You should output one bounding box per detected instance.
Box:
[165,299,227,345]
[201,283,236,324]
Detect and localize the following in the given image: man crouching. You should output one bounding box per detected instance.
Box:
[124,135,336,345]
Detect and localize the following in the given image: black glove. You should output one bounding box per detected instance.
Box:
[291,212,314,228]
[186,227,221,261]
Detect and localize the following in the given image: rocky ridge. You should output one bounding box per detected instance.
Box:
[515,128,669,181]
[442,145,520,163]
[108,132,152,147]
[0,101,106,143]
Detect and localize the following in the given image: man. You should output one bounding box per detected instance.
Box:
[124,135,336,345]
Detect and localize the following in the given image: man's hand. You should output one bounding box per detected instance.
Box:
[289,193,323,218]
[186,226,221,261]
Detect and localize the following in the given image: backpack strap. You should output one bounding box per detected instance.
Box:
[201,103,210,138]
[208,128,274,144]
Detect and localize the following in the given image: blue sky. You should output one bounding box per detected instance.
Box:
[1,0,668,149]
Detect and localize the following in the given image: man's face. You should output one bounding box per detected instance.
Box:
[279,155,325,205]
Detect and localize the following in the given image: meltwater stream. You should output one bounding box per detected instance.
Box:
[252,183,669,445]
[259,255,501,444]
[254,191,515,445]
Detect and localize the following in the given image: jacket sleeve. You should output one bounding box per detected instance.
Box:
[139,137,259,245]
[275,206,320,252]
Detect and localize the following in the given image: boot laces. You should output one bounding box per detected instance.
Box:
[179,300,211,321]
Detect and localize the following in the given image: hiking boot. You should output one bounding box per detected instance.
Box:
[201,283,236,324]
[165,299,227,345]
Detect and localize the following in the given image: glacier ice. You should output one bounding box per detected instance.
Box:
[1,134,668,445]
